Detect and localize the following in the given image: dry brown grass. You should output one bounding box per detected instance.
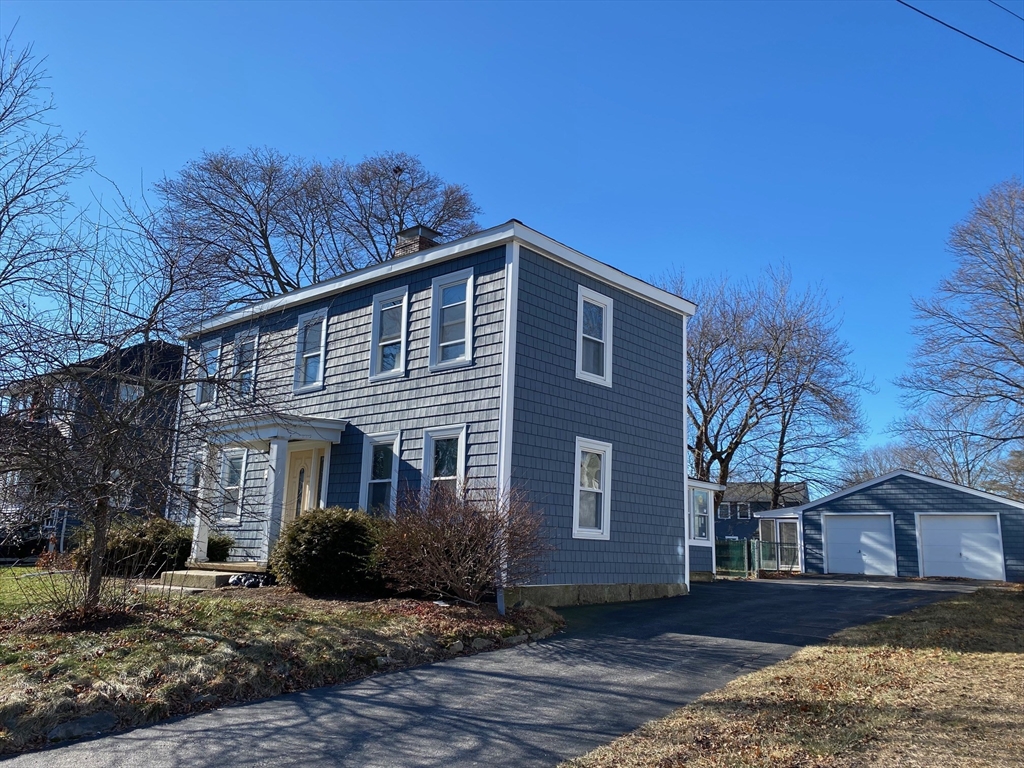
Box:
[561,586,1024,768]
[0,585,561,755]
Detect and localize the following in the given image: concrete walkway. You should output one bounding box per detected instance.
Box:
[7,577,974,768]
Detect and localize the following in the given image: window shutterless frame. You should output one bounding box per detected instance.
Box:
[576,286,613,387]
[689,487,711,541]
[717,501,731,519]
[429,268,474,371]
[293,309,328,393]
[359,431,400,515]
[368,287,408,380]
[422,424,467,495]
[231,329,259,398]
[196,339,221,407]
[572,436,612,540]
[218,448,246,525]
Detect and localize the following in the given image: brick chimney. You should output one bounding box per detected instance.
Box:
[395,225,442,257]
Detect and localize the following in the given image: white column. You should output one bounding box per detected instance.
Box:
[191,513,210,562]
[264,438,288,560]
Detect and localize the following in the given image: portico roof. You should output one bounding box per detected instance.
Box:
[207,414,348,450]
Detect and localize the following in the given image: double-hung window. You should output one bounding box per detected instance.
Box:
[737,502,751,519]
[294,310,327,393]
[576,286,613,387]
[573,437,612,540]
[219,449,246,524]
[196,339,221,406]
[423,425,466,497]
[718,501,732,519]
[232,330,258,397]
[690,487,710,541]
[429,268,474,370]
[361,432,400,515]
[369,288,408,380]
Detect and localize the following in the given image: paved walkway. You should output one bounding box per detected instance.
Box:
[8,578,974,768]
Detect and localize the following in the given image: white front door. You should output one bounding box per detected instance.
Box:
[824,514,897,576]
[282,446,326,526]
[919,514,1004,580]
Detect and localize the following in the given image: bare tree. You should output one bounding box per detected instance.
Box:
[839,442,931,486]
[899,178,1024,445]
[662,268,868,499]
[154,149,480,310]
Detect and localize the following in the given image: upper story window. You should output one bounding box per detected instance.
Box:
[369,287,408,380]
[429,268,474,371]
[360,431,400,515]
[737,502,751,519]
[573,437,612,540]
[232,330,258,397]
[423,424,466,497]
[576,286,613,387]
[690,487,711,541]
[294,310,327,393]
[718,501,732,519]
[196,339,221,406]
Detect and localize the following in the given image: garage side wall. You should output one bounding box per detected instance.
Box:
[802,475,1023,582]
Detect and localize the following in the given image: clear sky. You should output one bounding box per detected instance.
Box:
[3,0,1022,445]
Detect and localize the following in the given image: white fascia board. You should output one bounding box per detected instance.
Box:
[688,478,727,492]
[182,220,697,339]
[790,470,1024,514]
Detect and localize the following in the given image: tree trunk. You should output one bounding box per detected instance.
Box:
[85,496,109,612]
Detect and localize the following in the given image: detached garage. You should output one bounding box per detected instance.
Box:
[785,471,1023,582]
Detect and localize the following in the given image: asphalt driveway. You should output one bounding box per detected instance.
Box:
[6,577,975,768]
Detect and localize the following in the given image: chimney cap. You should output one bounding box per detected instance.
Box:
[397,224,442,244]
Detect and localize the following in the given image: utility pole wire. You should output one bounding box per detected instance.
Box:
[987,0,1024,23]
[895,0,1024,64]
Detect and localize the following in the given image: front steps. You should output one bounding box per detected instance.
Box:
[154,562,270,592]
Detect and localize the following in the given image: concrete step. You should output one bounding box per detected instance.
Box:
[136,583,207,596]
[186,561,268,574]
[160,570,239,589]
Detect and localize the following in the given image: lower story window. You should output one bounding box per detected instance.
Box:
[690,487,710,540]
[220,449,246,523]
[361,432,400,515]
[573,437,612,540]
[423,425,466,498]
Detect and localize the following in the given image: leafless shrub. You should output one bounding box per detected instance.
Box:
[377,486,549,606]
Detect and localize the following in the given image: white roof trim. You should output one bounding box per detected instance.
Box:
[182,220,696,339]
[754,509,803,519]
[788,470,1024,513]
[208,415,348,448]
[688,478,727,491]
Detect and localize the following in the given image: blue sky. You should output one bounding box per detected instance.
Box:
[3,0,1023,444]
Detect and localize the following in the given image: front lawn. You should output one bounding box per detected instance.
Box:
[0,582,560,754]
[561,585,1023,768]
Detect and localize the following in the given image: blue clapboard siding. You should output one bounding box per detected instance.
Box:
[689,544,713,573]
[511,248,688,586]
[802,474,1023,582]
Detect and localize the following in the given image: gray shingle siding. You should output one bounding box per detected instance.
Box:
[689,544,713,573]
[802,475,1023,582]
[511,248,688,586]
[181,246,506,558]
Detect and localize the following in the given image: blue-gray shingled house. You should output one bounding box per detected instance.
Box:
[756,470,1024,582]
[178,221,702,605]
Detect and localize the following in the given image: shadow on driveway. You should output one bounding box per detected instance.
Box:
[6,579,972,768]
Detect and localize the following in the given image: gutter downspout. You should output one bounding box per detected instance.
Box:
[682,314,690,593]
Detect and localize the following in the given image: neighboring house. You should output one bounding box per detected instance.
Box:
[756,470,1024,582]
[715,481,809,540]
[179,221,699,605]
[0,340,184,555]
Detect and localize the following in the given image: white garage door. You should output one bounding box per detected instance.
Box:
[919,514,1004,580]
[824,514,897,576]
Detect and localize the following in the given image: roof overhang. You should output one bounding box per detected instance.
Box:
[688,478,727,492]
[182,220,697,339]
[208,415,348,451]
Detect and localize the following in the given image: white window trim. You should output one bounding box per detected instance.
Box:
[231,328,259,398]
[737,502,751,519]
[688,486,711,543]
[368,287,409,381]
[196,338,221,408]
[293,309,328,394]
[359,431,401,514]
[218,448,247,526]
[422,424,467,491]
[576,285,613,387]
[429,268,474,371]
[573,436,612,540]
[717,501,731,520]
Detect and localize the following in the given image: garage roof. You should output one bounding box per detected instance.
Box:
[778,470,1024,514]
